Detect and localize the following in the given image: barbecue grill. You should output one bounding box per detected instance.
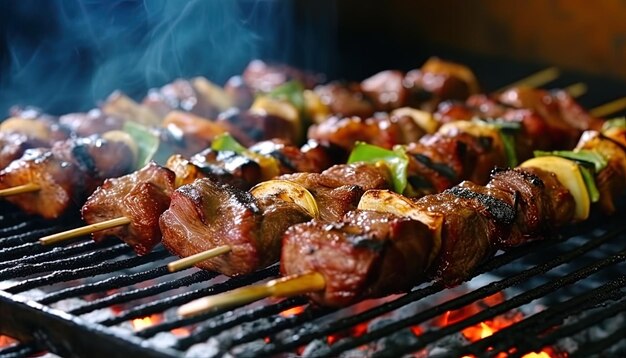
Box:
[2,2,626,357]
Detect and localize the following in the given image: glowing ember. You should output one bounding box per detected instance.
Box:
[170,327,191,337]
[410,326,423,337]
[279,305,305,317]
[0,335,17,348]
[131,314,162,331]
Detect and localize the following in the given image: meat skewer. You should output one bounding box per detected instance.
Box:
[178,123,626,316]
[38,84,606,275]
[37,138,338,251]
[161,87,608,273]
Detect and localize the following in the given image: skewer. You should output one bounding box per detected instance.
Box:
[0,183,40,197]
[167,245,232,272]
[495,66,560,92]
[563,82,587,98]
[590,96,626,118]
[39,217,131,245]
[178,272,325,317]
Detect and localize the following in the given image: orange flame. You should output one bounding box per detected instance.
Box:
[131,314,162,331]
[0,335,17,348]
[279,305,305,317]
[171,327,191,337]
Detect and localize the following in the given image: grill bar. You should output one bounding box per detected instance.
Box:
[97,265,279,326]
[310,226,626,357]
[0,243,131,281]
[69,269,215,316]
[5,249,170,294]
[0,240,116,271]
[510,298,626,357]
[569,327,626,358]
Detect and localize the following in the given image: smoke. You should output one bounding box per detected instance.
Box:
[0,0,335,115]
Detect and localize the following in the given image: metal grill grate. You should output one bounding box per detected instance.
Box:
[0,198,625,358]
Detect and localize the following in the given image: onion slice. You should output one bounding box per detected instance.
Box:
[520,156,590,221]
[250,180,319,219]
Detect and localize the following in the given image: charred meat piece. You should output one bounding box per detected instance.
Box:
[0,136,133,219]
[0,132,48,169]
[486,167,574,246]
[281,210,433,307]
[249,139,337,174]
[218,108,299,146]
[241,59,321,93]
[190,149,263,191]
[361,70,409,111]
[59,109,125,137]
[314,82,376,119]
[160,178,312,276]
[307,114,423,152]
[81,162,176,255]
[412,192,498,285]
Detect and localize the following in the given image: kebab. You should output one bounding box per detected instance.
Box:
[37,135,339,251]
[38,82,615,282]
[178,122,626,315]
[156,88,611,275]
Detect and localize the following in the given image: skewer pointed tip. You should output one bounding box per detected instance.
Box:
[177,272,326,318]
[590,97,626,118]
[167,245,232,272]
[39,216,131,245]
[0,183,40,197]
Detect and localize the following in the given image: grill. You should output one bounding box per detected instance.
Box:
[2,58,626,357]
[1,189,626,358]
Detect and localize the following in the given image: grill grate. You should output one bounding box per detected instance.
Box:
[1,201,625,358]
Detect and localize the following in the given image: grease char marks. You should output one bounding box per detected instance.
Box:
[281,210,432,307]
[160,178,311,276]
[191,149,262,190]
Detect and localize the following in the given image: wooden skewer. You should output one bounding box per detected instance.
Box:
[39,216,131,245]
[590,97,626,118]
[0,183,40,197]
[564,82,588,98]
[167,245,232,272]
[178,272,326,318]
[495,66,560,93]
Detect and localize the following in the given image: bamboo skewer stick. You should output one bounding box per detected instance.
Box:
[39,216,131,245]
[178,272,326,317]
[167,245,232,272]
[563,82,588,98]
[590,97,626,118]
[0,183,40,197]
[495,66,560,92]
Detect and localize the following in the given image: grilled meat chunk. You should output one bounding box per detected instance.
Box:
[160,178,312,276]
[0,132,47,169]
[314,83,376,119]
[0,136,134,219]
[59,109,125,137]
[81,162,176,255]
[281,210,433,307]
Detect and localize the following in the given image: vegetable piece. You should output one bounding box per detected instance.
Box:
[534,149,608,172]
[211,133,280,180]
[267,81,305,113]
[303,89,330,124]
[0,117,50,141]
[579,166,600,203]
[391,107,439,134]
[347,142,409,194]
[122,121,160,169]
[250,180,319,219]
[601,117,626,131]
[520,156,590,221]
[357,189,442,266]
[250,96,301,142]
[192,77,233,112]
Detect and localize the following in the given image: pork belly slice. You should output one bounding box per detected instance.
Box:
[160,178,311,276]
[281,210,433,307]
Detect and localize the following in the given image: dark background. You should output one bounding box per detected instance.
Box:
[1,0,625,116]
